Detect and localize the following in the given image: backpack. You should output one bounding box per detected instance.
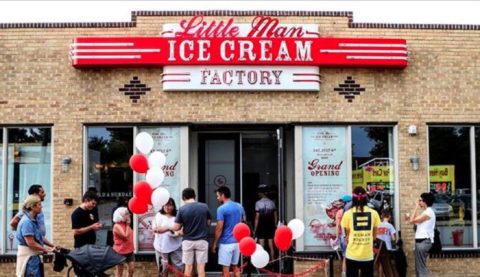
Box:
[429,228,442,254]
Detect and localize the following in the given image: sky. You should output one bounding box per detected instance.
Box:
[1,1,480,25]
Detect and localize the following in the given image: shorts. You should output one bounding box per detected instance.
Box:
[121,252,135,263]
[161,247,183,273]
[256,224,276,239]
[218,243,240,266]
[182,240,208,265]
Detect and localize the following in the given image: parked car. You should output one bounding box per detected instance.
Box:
[368,190,392,211]
[432,194,453,220]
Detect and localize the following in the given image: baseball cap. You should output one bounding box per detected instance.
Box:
[341,195,352,202]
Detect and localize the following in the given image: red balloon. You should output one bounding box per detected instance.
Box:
[128,196,148,215]
[133,181,153,205]
[239,237,257,257]
[233,223,250,242]
[129,154,149,173]
[274,226,293,251]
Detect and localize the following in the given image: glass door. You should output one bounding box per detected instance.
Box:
[198,130,281,274]
[199,134,240,272]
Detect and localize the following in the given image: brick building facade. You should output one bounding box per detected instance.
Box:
[1,10,480,276]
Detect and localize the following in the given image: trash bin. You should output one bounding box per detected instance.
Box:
[452,229,464,246]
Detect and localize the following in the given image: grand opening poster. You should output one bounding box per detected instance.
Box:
[137,127,181,251]
[302,127,348,247]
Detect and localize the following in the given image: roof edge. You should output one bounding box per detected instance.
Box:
[0,10,479,30]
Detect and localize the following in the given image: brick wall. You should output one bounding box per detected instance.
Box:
[1,11,480,276]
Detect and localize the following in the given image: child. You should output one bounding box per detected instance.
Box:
[112,207,135,277]
[376,209,397,277]
[376,209,397,250]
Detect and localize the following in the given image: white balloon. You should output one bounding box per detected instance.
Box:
[151,187,170,210]
[256,244,264,251]
[135,132,154,154]
[148,151,166,168]
[146,168,165,189]
[251,248,269,268]
[288,218,305,240]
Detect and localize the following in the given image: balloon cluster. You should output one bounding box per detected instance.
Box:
[232,219,305,269]
[128,132,170,214]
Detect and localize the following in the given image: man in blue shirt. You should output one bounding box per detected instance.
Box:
[211,186,245,277]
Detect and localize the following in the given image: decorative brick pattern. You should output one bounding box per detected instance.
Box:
[119,77,151,103]
[334,76,365,102]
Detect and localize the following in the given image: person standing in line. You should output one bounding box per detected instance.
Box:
[71,191,103,248]
[376,209,397,277]
[211,186,246,277]
[377,209,397,251]
[152,206,165,276]
[253,184,277,260]
[341,186,381,277]
[152,198,183,277]
[112,207,135,277]
[15,195,57,277]
[170,188,211,277]
[335,194,352,277]
[10,184,56,250]
[407,192,435,277]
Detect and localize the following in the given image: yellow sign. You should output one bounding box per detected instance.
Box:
[429,165,455,194]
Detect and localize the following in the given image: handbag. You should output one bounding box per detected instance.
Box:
[429,228,442,254]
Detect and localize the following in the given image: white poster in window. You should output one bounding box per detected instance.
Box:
[302,127,348,247]
[137,127,181,251]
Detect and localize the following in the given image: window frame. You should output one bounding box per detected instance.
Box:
[0,126,53,255]
[294,124,398,252]
[427,125,478,249]
[83,125,188,254]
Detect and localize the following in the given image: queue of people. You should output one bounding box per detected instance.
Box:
[13,181,435,277]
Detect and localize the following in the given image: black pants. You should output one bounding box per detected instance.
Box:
[346,258,374,277]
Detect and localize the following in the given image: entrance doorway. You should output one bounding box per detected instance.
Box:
[198,130,281,273]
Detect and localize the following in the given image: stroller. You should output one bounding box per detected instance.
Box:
[54,245,126,277]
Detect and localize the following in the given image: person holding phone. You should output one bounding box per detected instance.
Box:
[71,191,103,249]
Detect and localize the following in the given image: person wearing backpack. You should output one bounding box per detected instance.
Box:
[407,192,435,277]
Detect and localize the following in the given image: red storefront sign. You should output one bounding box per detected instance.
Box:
[70,15,407,69]
[71,37,407,68]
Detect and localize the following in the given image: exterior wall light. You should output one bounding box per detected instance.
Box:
[410,154,419,171]
[62,156,72,173]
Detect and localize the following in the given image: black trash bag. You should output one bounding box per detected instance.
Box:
[66,245,126,276]
[53,248,70,272]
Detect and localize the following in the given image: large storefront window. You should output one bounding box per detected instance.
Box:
[352,127,395,215]
[87,127,133,246]
[429,126,472,248]
[85,126,182,252]
[298,125,396,251]
[6,127,51,253]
